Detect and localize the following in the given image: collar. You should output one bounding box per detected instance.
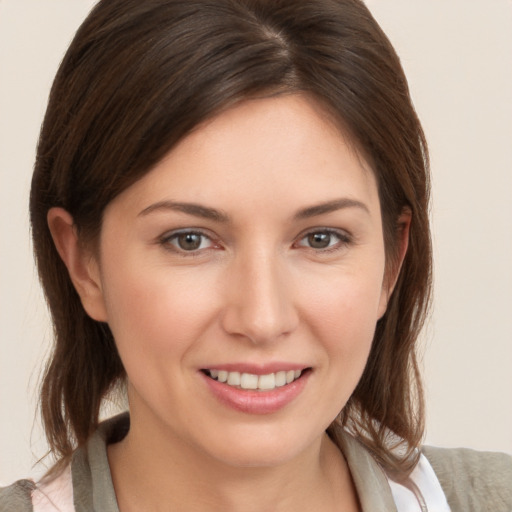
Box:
[72,413,401,512]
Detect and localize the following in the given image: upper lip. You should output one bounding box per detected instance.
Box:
[200,363,310,375]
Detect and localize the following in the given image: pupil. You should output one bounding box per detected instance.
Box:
[178,233,201,250]
[308,232,330,249]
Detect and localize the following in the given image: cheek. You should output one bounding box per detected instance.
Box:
[306,289,378,419]
[299,262,385,381]
[100,258,220,368]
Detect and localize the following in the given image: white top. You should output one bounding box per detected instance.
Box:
[32,465,74,512]
[386,453,452,511]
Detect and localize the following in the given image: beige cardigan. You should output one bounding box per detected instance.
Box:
[1,414,511,511]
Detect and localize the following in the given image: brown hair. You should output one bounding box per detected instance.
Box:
[31,0,431,476]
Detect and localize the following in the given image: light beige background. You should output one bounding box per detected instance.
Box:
[1,0,511,484]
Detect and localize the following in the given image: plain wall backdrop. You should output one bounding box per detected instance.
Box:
[1,0,511,483]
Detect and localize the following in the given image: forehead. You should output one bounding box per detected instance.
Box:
[106,94,380,222]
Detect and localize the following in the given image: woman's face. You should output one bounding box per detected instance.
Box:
[93,95,391,467]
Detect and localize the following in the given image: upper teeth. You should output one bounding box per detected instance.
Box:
[209,369,302,391]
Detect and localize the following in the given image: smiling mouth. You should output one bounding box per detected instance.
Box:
[202,369,310,391]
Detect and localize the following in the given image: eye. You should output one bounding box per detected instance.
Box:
[296,229,350,251]
[160,230,215,253]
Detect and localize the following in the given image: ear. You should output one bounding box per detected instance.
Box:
[47,207,108,322]
[377,208,412,318]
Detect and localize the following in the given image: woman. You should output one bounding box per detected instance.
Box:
[1,0,511,510]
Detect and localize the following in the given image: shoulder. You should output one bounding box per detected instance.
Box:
[0,479,35,512]
[0,413,127,512]
[423,445,512,512]
[0,464,75,512]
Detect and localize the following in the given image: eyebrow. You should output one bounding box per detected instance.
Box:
[138,201,230,222]
[138,197,369,222]
[293,198,370,220]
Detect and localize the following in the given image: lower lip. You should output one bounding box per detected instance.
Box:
[201,371,310,414]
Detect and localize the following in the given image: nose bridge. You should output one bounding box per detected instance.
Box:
[221,246,298,344]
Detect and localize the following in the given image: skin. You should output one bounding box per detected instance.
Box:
[49,94,408,512]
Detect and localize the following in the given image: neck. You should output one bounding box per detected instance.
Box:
[108,411,359,512]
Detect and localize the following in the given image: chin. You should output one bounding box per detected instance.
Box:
[202,428,319,469]
[213,447,299,469]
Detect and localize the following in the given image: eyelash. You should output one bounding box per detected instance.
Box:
[294,228,352,253]
[158,228,352,256]
[159,229,218,256]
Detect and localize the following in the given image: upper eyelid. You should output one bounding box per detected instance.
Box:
[159,227,214,240]
[296,227,352,240]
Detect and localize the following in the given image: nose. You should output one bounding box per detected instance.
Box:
[220,249,299,345]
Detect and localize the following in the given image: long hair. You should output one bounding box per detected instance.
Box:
[31,0,431,476]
